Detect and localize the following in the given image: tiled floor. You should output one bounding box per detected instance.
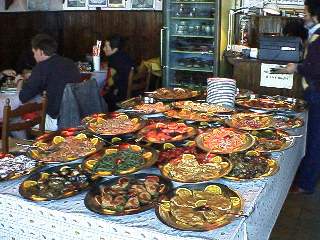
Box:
[270,183,320,240]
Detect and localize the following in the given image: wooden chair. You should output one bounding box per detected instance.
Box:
[126,66,151,99]
[1,92,47,153]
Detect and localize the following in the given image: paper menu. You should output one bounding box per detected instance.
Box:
[260,63,294,89]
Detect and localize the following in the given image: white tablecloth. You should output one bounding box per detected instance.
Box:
[0,116,307,240]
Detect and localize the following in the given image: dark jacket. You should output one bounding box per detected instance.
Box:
[297,28,320,91]
[58,79,108,129]
[19,54,80,118]
[107,50,134,101]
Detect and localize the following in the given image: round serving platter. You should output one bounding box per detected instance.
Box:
[84,173,172,216]
[28,130,104,164]
[223,151,279,181]
[82,143,158,177]
[155,183,243,231]
[195,127,256,154]
[0,152,44,181]
[19,163,99,201]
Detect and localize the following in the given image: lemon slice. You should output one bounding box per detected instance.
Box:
[160,201,171,212]
[163,143,175,150]
[52,136,65,145]
[34,142,47,149]
[96,117,107,124]
[111,137,122,143]
[142,151,152,159]
[182,154,196,161]
[162,164,171,174]
[175,187,192,198]
[230,197,241,206]
[184,141,195,147]
[23,180,37,188]
[204,185,222,195]
[220,162,230,168]
[30,149,40,158]
[90,138,99,145]
[39,172,50,180]
[210,156,223,163]
[155,122,166,128]
[117,114,129,120]
[74,133,87,140]
[246,150,260,157]
[95,170,112,176]
[130,145,142,152]
[194,199,207,207]
[105,148,118,155]
[30,195,47,201]
[85,159,97,169]
[131,118,139,124]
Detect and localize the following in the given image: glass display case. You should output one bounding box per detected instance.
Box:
[161,0,220,89]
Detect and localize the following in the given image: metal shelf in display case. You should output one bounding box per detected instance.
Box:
[161,0,220,88]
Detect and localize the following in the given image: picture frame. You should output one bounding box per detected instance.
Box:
[107,0,126,8]
[131,0,154,9]
[27,0,50,11]
[88,0,108,7]
[63,0,88,10]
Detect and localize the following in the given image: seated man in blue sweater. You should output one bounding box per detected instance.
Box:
[17,34,80,130]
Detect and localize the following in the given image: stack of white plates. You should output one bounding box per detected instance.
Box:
[206,78,236,108]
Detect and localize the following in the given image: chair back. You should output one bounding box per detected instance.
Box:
[127,66,151,99]
[58,79,108,129]
[1,92,47,153]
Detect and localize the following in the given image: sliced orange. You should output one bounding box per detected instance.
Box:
[131,118,139,124]
[30,195,47,201]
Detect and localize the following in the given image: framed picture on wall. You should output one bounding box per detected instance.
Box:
[107,0,126,8]
[131,0,154,9]
[88,0,108,7]
[27,0,50,10]
[64,0,88,10]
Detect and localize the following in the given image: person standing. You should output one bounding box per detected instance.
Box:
[18,34,80,130]
[284,0,320,193]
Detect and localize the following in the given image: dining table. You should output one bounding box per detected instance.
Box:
[0,109,307,240]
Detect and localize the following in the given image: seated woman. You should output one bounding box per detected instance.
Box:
[101,35,135,111]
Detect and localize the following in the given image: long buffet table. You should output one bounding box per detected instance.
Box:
[0,113,307,240]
